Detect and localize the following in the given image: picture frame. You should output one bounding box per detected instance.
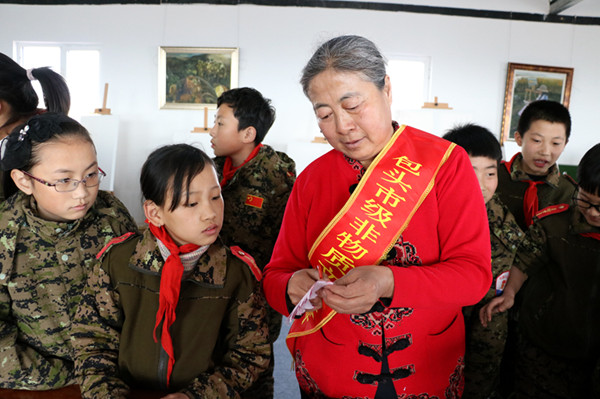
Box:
[500,62,573,144]
[158,47,239,110]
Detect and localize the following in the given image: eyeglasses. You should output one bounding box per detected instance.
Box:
[21,168,106,193]
[572,190,600,213]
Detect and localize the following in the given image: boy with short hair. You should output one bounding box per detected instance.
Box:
[481,142,600,398]
[497,100,574,230]
[443,124,525,399]
[495,100,576,396]
[210,87,296,399]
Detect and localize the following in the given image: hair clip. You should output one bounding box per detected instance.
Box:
[18,125,29,142]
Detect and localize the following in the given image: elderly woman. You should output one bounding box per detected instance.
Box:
[263,35,491,398]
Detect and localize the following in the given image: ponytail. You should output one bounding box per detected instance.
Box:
[0,53,70,131]
[29,67,70,114]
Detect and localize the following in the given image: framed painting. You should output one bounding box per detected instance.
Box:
[159,47,239,110]
[500,62,573,144]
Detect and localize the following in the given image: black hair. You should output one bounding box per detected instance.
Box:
[517,100,571,140]
[0,53,70,131]
[443,123,502,163]
[216,87,275,145]
[140,144,215,212]
[0,112,93,198]
[577,143,600,196]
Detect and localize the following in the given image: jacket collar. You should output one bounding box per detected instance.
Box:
[129,229,228,287]
[505,152,562,188]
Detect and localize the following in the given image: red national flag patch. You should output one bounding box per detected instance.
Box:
[245,194,264,209]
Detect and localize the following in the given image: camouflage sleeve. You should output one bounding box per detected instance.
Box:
[0,282,74,389]
[180,284,271,398]
[72,259,129,399]
[513,222,547,276]
[98,191,139,236]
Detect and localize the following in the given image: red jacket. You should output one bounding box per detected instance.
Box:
[263,128,491,398]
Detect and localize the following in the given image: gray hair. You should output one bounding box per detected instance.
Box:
[300,35,388,97]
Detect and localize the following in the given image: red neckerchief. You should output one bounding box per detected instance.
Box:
[146,219,200,387]
[504,153,545,227]
[581,232,600,241]
[220,144,263,187]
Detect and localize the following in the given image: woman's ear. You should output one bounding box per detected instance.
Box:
[10,170,34,195]
[383,75,392,103]
[143,200,164,227]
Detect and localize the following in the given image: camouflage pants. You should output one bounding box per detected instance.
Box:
[462,305,508,399]
[242,307,282,399]
[512,332,596,399]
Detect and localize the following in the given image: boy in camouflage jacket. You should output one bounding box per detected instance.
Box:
[0,114,137,390]
[444,124,526,398]
[497,100,574,231]
[210,88,296,398]
[481,142,600,398]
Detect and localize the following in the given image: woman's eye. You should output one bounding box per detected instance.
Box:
[56,178,71,184]
[188,202,198,207]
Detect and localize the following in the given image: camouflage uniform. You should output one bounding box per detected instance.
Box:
[0,190,137,390]
[462,194,525,399]
[214,144,295,399]
[497,153,575,231]
[72,229,271,399]
[495,153,575,396]
[511,204,600,398]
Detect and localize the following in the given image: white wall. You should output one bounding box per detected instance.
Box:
[1,3,599,223]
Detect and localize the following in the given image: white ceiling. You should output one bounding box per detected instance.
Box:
[331,0,600,18]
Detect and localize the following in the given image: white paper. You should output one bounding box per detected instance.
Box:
[287,280,333,323]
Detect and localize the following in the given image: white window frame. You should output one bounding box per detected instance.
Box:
[387,54,432,111]
[14,41,102,119]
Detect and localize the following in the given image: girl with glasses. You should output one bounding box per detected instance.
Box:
[0,112,137,391]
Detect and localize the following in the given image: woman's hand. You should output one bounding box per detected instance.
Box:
[320,266,394,314]
[287,268,322,309]
[479,294,515,328]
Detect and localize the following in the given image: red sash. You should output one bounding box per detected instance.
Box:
[286,125,455,353]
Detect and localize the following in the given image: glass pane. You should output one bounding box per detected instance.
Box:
[21,46,61,109]
[388,59,427,110]
[66,50,100,119]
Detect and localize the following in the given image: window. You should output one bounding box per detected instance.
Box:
[15,42,101,120]
[387,55,431,110]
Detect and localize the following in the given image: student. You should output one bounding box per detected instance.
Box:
[443,124,525,399]
[0,52,70,202]
[481,142,600,398]
[496,100,575,395]
[210,87,296,398]
[0,113,137,390]
[73,144,270,399]
[497,100,573,230]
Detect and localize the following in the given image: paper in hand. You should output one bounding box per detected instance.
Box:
[287,280,334,323]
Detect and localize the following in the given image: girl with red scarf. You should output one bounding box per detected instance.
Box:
[73,144,270,399]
